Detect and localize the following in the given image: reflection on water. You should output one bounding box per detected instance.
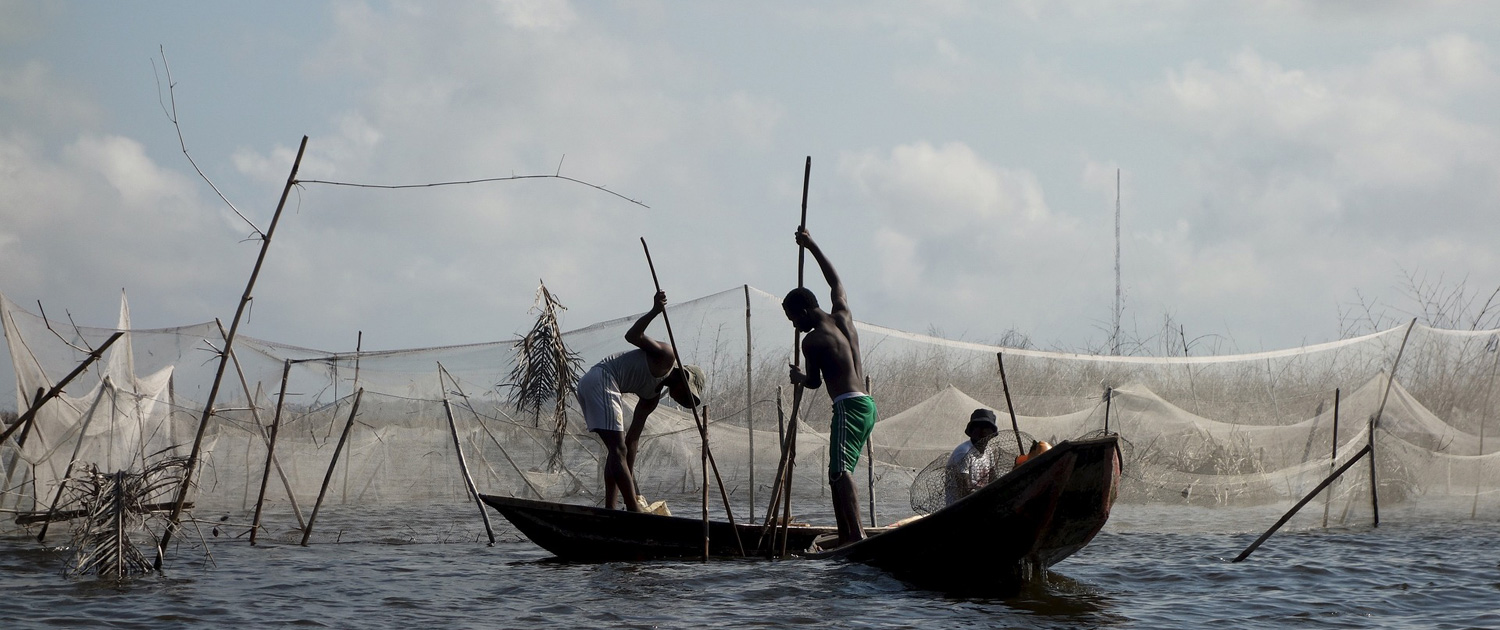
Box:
[1,503,1496,629]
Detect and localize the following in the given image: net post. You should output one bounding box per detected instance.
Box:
[302,388,363,546]
[250,359,293,546]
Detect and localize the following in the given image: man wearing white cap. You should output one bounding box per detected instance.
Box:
[945,408,1000,505]
[577,290,705,512]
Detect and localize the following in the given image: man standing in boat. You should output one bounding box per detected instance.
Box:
[784,227,876,546]
[577,290,705,512]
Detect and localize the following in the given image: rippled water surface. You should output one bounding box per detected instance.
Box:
[2,503,1496,629]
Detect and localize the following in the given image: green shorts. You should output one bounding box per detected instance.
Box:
[828,393,876,483]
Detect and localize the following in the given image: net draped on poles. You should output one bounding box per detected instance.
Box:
[3,286,1498,539]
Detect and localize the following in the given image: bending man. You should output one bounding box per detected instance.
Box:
[784,227,876,545]
[577,290,705,511]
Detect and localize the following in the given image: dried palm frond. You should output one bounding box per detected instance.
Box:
[63,457,187,579]
[504,282,584,470]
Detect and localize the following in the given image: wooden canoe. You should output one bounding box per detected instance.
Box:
[478,493,865,561]
[807,435,1121,590]
[481,435,1120,590]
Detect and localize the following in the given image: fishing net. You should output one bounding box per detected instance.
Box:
[908,430,1031,515]
[3,285,1499,541]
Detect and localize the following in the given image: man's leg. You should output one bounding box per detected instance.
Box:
[831,472,865,544]
[596,429,640,512]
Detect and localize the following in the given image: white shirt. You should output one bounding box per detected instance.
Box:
[944,440,996,506]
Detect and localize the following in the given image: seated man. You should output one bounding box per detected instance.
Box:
[944,408,1000,505]
[576,290,705,511]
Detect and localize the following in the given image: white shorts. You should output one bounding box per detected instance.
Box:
[577,365,625,432]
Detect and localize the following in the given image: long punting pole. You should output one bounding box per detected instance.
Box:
[0,332,123,447]
[745,284,754,521]
[1474,342,1499,519]
[301,388,363,546]
[996,352,1026,454]
[250,360,292,545]
[639,238,746,559]
[158,135,308,569]
[1232,443,1372,563]
[1365,318,1417,529]
[1322,388,1341,529]
[774,156,810,555]
[865,375,876,529]
[442,397,495,545]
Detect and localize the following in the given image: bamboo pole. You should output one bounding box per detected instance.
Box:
[344,332,361,505]
[1368,416,1379,527]
[0,388,45,513]
[639,238,745,558]
[745,284,754,521]
[1232,443,1372,563]
[442,397,495,545]
[1362,317,1417,529]
[1474,343,1499,519]
[1322,388,1340,529]
[997,352,1025,453]
[37,381,109,543]
[774,156,812,558]
[438,365,548,501]
[865,375,876,529]
[250,360,292,545]
[301,388,363,546]
[218,320,307,532]
[1,332,123,447]
[158,135,308,569]
[1103,386,1112,434]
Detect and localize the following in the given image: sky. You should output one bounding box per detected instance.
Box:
[3,0,1500,404]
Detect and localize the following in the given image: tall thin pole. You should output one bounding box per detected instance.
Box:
[250,360,292,545]
[443,397,495,545]
[301,388,363,546]
[219,320,306,532]
[865,375,876,529]
[745,284,755,521]
[997,353,1025,454]
[1103,387,1113,434]
[1322,388,1340,528]
[1474,341,1499,518]
[1233,443,1371,563]
[772,156,812,556]
[1113,168,1121,356]
[158,135,308,569]
[1364,318,1418,529]
[640,239,745,558]
[1,332,123,446]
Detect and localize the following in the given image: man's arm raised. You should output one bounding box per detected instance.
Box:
[624,290,678,373]
[796,228,849,316]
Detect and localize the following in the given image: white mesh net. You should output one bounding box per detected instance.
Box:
[3,286,1498,540]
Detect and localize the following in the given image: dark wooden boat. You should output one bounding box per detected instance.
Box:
[478,493,856,561]
[807,435,1121,590]
[481,435,1120,588]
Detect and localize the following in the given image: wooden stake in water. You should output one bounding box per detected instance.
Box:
[250,360,292,546]
[1475,340,1499,519]
[302,388,363,546]
[1233,443,1372,563]
[1322,388,1340,529]
[442,396,495,545]
[1368,416,1379,527]
[159,135,308,570]
[745,284,755,521]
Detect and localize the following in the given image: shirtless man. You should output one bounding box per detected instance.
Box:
[783,227,876,545]
[577,290,705,511]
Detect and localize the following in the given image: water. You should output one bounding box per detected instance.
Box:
[2,504,1496,629]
